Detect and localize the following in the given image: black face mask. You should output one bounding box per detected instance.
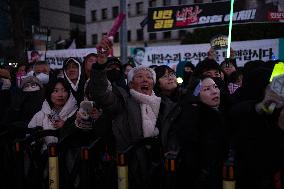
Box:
[107,69,121,82]
[212,77,226,91]
[183,72,192,84]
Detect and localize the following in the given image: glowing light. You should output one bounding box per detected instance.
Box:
[177,77,183,84]
[227,0,235,58]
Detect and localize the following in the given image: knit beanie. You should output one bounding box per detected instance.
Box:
[20,76,43,89]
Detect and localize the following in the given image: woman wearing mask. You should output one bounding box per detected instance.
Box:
[32,61,50,85]
[2,76,45,125]
[177,76,228,189]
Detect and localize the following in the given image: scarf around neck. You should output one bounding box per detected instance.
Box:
[130,89,161,138]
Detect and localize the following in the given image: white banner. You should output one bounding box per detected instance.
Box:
[28,38,279,70]
[27,48,97,69]
[132,38,279,69]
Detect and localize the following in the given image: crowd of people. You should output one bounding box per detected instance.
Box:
[0,36,284,189]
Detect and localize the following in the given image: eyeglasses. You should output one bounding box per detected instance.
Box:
[160,72,176,79]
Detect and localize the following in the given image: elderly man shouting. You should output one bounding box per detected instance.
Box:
[89,37,163,189]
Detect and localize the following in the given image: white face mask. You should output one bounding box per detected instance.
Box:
[26,70,34,77]
[0,78,11,90]
[36,73,49,84]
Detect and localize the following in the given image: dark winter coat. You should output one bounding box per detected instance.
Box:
[177,102,228,189]
[90,64,167,189]
[229,100,284,189]
[1,90,45,126]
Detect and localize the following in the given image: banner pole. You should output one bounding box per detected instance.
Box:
[227,0,235,58]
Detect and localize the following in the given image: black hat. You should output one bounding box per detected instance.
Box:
[195,58,221,77]
[184,61,195,70]
[106,57,122,70]
[154,65,174,82]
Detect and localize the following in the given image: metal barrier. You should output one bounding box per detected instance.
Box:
[115,137,164,189]
[116,153,128,189]
[164,153,177,189]
[2,125,182,189]
[80,137,102,189]
[223,149,236,189]
[48,144,59,189]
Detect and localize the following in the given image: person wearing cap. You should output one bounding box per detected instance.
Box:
[1,76,45,125]
[89,36,166,189]
[105,57,128,91]
[63,57,85,103]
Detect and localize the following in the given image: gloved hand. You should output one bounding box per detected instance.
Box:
[255,84,284,114]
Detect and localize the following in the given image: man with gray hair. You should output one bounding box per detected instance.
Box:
[90,37,163,189]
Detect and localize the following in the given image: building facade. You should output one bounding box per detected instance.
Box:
[0,0,85,53]
[39,0,86,48]
[85,0,217,56]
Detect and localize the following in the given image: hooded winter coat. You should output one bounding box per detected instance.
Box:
[63,58,85,104]
[28,94,77,150]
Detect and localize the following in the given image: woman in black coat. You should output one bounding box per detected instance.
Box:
[177,76,229,189]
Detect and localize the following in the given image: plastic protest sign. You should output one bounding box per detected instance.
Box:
[210,35,228,50]
[270,62,284,82]
[97,13,126,56]
[271,74,284,98]
[107,13,126,38]
[262,74,284,114]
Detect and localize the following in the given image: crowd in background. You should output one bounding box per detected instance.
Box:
[0,36,284,189]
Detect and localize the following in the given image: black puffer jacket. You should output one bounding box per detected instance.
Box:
[177,102,228,189]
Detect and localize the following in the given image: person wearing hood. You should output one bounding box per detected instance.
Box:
[63,57,85,104]
[28,78,78,150]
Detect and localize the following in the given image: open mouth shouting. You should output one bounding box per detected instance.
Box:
[140,85,151,95]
